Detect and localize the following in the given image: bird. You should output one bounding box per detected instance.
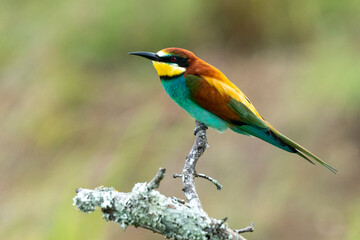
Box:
[129,48,337,173]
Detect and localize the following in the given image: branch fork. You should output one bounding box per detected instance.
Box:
[73,121,254,239]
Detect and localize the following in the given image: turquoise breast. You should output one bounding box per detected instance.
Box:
[161,75,228,132]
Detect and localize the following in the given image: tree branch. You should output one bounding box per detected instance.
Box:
[177,120,209,210]
[73,121,253,239]
[74,168,246,240]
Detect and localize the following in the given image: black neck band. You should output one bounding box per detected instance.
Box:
[160,73,184,80]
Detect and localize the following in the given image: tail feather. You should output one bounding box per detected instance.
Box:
[295,151,315,165]
[276,131,338,173]
[269,125,338,174]
[231,124,337,173]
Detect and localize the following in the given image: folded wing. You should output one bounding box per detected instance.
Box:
[185,74,337,173]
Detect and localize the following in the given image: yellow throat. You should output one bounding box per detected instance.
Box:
[152,62,186,78]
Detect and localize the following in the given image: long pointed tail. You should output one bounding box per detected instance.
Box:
[231,124,337,173]
[269,125,338,173]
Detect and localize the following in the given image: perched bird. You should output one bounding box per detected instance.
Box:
[129,48,337,173]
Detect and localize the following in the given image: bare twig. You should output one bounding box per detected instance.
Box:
[173,173,182,178]
[170,196,185,204]
[196,173,223,190]
[219,217,228,226]
[147,168,166,190]
[235,222,255,234]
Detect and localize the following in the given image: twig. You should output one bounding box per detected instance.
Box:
[218,217,228,226]
[147,168,166,190]
[170,196,185,204]
[196,173,223,190]
[173,173,182,178]
[235,222,255,234]
[174,173,223,191]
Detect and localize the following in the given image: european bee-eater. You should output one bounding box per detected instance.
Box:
[129,48,337,173]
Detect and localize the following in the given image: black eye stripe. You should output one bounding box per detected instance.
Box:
[160,55,189,67]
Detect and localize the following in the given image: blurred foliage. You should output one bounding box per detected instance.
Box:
[0,0,359,240]
[346,198,360,240]
[204,0,360,50]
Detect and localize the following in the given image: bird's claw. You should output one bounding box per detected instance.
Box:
[193,122,208,135]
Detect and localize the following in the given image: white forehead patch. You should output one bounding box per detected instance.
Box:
[156,50,167,57]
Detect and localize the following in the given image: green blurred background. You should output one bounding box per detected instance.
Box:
[1,0,359,239]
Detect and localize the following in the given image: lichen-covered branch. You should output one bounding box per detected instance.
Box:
[74,122,254,239]
[73,168,246,240]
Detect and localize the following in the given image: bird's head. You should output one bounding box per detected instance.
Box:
[129,48,197,79]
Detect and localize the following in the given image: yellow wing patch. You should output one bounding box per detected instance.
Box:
[203,76,263,120]
[152,62,186,78]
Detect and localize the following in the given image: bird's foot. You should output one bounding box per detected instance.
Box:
[193,121,208,135]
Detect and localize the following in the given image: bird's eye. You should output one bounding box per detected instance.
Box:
[170,56,177,62]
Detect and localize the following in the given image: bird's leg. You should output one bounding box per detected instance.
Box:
[193,120,208,135]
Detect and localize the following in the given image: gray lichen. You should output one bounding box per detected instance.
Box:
[74,184,245,240]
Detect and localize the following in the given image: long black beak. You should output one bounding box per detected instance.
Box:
[128,51,161,61]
